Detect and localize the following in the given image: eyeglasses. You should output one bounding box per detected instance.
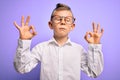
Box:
[51,15,75,24]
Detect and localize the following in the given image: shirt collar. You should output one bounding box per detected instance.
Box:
[48,37,72,46]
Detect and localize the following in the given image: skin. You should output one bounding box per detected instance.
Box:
[13,10,104,46]
[14,16,37,40]
[48,10,75,45]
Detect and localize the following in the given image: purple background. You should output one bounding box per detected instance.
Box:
[0,0,120,80]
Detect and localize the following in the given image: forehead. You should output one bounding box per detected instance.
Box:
[53,10,73,17]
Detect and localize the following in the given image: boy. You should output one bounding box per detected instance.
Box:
[14,3,104,80]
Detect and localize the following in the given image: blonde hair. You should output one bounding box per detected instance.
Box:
[50,3,74,20]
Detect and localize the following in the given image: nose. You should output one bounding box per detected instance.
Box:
[60,18,65,25]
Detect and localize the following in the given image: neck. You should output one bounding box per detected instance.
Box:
[54,35,68,46]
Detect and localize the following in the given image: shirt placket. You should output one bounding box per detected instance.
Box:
[58,47,63,80]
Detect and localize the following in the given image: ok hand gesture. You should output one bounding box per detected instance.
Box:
[14,16,37,40]
[84,22,104,44]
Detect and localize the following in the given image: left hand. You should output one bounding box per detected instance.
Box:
[84,22,104,44]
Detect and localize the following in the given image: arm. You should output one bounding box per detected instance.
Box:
[81,22,104,77]
[81,44,103,78]
[14,39,39,73]
[13,16,40,74]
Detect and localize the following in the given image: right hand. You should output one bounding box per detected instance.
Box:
[14,16,37,40]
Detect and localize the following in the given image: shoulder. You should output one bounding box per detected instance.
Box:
[71,42,84,49]
[35,40,50,47]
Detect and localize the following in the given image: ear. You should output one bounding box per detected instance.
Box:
[48,21,53,29]
[70,23,75,30]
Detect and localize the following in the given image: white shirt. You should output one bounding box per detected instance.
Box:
[14,38,104,80]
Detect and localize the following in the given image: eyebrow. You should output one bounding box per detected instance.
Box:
[52,15,73,17]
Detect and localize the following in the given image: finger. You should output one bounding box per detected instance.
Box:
[21,16,24,26]
[101,28,104,36]
[84,32,89,40]
[97,23,100,33]
[13,21,20,30]
[92,22,97,33]
[88,32,93,37]
[25,16,30,26]
[30,25,37,35]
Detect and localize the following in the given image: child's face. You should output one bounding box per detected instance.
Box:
[49,10,75,38]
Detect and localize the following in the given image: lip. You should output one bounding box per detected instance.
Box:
[59,28,66,30]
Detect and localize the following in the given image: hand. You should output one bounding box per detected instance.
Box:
[14,16,37,40]
[84,22,104,44]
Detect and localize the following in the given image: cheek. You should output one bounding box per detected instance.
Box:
[68,26,73,31]
[53,26,59,32]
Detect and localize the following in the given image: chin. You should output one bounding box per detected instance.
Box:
[54,31,69,38]
[58,33,68,38]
